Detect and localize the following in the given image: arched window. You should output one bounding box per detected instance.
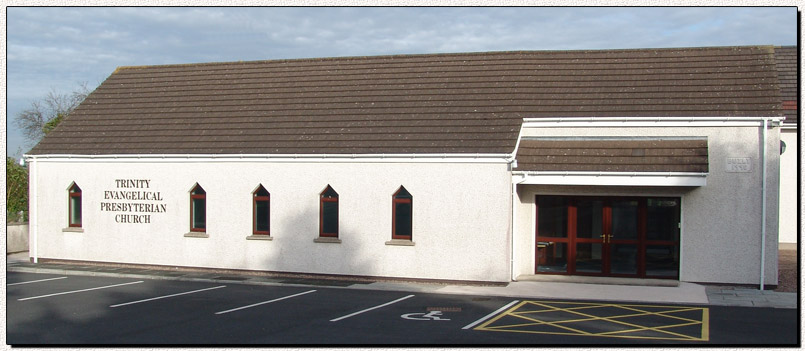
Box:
[190,184,206,232]
[320,185,339,238]
[253,185,270,235]
[392,186,412,240]
[68,183,82,227]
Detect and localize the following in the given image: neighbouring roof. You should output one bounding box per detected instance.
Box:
[514,137,709,173]
[774,46,798,125]
[29,46,783,156]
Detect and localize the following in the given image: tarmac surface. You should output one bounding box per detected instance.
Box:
[5,251,797,309]
[9,271,798,345]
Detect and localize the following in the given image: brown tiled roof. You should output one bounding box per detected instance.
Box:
[29,46,781,155]
[514,138,708,173]
[774,46,798,125]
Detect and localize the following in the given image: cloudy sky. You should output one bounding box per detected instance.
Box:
[4,6,798,157]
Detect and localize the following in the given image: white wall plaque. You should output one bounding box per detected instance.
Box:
[725,157,753,173]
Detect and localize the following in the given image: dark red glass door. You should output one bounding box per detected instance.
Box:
[536,196,679,279]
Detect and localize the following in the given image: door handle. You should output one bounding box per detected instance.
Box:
[599,234,612,243]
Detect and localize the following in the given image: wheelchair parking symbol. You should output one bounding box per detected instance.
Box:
[401,311,451,321]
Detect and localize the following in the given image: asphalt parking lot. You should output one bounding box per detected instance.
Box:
[6,272,799,345]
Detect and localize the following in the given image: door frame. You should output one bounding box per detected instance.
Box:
[535,195,680,279]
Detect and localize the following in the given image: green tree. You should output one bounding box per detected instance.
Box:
[14,82,90,145]
[6,157,28,223]
[42,113,67,135]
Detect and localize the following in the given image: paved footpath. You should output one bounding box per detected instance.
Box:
[705,285,798,308]
[5,252,796,309]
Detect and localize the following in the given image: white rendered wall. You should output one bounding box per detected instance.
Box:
[513,125,781,285]
[29,160,512,283]
[779,128,799,244]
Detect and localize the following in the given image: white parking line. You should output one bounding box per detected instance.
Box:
[18,281,144,301]
[330,294,415,322]
[110,285,227,308]
[461,300,520,330]
[8,276,68,286]
[215,289,317,315]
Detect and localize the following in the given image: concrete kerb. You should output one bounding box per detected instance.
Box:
[6,251,30,264]
[6,253,796,309]
[6,265,369,291]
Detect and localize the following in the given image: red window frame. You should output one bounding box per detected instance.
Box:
[253,185,270,235]
[391,186,413,240]
[190,184,206,232]
[68,183,82,227]
[319,185,339,238]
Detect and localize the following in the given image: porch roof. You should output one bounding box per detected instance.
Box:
[513,137,708,186]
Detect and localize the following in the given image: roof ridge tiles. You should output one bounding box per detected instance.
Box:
[112,45,776,73]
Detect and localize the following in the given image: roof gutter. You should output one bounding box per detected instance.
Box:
[513,171,708,176]
[522,116,785,128]
[23,153,513,164]
[512,171,708,187]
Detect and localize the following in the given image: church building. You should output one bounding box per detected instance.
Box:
[25,46,793,287]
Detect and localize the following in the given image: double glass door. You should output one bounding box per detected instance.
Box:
[536,196,680,279]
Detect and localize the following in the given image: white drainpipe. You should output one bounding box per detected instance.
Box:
[759,118,768,290]
[511,180,517,282]
[510,173,527,282]
[28,157,38,263]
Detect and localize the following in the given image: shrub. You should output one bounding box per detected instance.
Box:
[7,157,28,223]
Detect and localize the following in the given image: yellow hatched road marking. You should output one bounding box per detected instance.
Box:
[701,308,710,341]
[484,322,546,330]
[616,305,705,323]
[474,300,709,341]
[557,304,701,339]
[477,326,707,341]
[506,303,703,336]
[510,302,607,314]
[512,315,600,325]
[476,300,529,328]
[597,321,704,337]
[528,303,699,340]
[496,310,594,335]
